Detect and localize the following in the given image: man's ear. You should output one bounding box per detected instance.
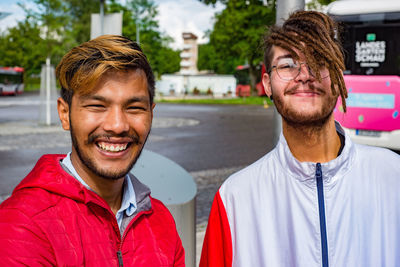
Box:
[262,72,272,98]
[57,97,70,131]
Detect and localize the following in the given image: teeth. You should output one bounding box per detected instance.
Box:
[98,142,128,152]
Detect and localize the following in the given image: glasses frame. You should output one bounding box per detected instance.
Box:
[270,61,330,81]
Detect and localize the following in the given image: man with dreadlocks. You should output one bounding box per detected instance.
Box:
[200,11,400,267]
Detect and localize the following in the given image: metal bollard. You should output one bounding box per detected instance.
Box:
[131,149,197,267]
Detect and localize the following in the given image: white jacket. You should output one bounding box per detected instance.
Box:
[200,123,400,267]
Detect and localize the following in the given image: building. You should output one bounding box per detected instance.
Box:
[156,32,236,97]
[180,32,199,75]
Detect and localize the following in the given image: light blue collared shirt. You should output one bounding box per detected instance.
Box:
[61,153,137,229]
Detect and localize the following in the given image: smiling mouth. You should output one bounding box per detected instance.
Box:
[96,141,131,152]
[291,91,320,95]
[284,84,325,96]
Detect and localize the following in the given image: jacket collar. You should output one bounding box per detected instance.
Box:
[14,154,152,212]
[129,173,152,214]
[275,121,356,185]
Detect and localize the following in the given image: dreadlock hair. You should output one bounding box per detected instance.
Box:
[263,10,348,112]
[56,35,155,106]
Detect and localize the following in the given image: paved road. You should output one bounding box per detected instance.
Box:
[0,93,276,226]
[0,93,275,265]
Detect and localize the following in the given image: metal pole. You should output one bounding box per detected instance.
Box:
[136,19,140,44]
[100,0,105,35]
[276,0,304,26]
[45,57,51,126]
[272,0,305,145]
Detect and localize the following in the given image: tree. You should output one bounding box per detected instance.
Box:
[108,0,180,77]
[198,43,242,74]
[0,0,179,84]
[64,0,100,44]
[19,0,70,61]
[0,19,47,77]
[201,0,276,93]
[306,0,336,11]
[201,0,336,5]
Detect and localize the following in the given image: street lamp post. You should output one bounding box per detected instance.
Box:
[272,0,305,145]
[136,18,140,44]
[100,0,105,35]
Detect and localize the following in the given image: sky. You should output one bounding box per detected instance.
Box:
[0,0,224,49]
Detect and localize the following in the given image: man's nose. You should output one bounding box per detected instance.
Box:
[103,107,129,134]
[295,63,315,82]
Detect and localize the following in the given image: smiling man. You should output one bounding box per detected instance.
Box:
[200,11,400,267]
[0,35,184,266]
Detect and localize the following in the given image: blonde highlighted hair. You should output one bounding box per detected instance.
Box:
[56,35,155,105]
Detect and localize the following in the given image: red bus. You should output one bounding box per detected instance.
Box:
[0,67,24,96]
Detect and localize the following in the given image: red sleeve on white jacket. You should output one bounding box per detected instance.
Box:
[199,190,232,267]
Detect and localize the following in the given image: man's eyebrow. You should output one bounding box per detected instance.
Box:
[79,95,107,102]
[125,96,150,104]
[79,95,149,104]
[275,54,293,61]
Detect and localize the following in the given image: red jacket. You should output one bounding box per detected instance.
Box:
[0,154,185,266]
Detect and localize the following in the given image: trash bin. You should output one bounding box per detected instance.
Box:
[131,149,197,267]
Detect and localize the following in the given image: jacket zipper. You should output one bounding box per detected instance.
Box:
[112,215,124,267]
[117,250,123,266]
[116,210,152,267]
[316,163,329,267]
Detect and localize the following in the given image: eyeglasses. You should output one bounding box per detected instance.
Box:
[270,58,330,81]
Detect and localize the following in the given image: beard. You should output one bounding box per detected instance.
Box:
[69,123,148,180]
[272,84,338,129]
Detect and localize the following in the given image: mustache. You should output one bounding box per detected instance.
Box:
[284,84,326,95]
[86,133,140,145]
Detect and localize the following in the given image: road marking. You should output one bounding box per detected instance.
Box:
[0,100,40,107]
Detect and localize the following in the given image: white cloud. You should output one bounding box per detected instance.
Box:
[1,0,223,50]
[0,1,26,33]
[155,0,224,49]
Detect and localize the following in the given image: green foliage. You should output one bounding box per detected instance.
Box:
[306,0,336,11]
[65,0,100,44]
[107,0,180,76]
[199,0,228,5]
[198,43,242,74]
[199,0,275,92]
[0,19,47,77]
[19,0,69,58]
[316,0,336,5]
[0,0,180,86]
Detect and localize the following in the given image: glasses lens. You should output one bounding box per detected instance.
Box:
[275,58,330,80]
[319,67,330,79]
[308,65,330,79]
[275,58,299,80]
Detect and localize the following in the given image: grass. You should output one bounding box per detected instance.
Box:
[24,83,41,92]
[24,76,41,92]
[157,96,273,106]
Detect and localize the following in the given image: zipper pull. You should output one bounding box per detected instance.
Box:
[117,250,123,267]
[316,162,322,179]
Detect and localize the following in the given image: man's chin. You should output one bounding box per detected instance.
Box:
[93,159,139,180]
[96,170,131,180]
[282,110,333,128]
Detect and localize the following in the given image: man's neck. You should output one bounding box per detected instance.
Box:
[282,116,341,163]
[69,153,124,215]
[87,178,124,215]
